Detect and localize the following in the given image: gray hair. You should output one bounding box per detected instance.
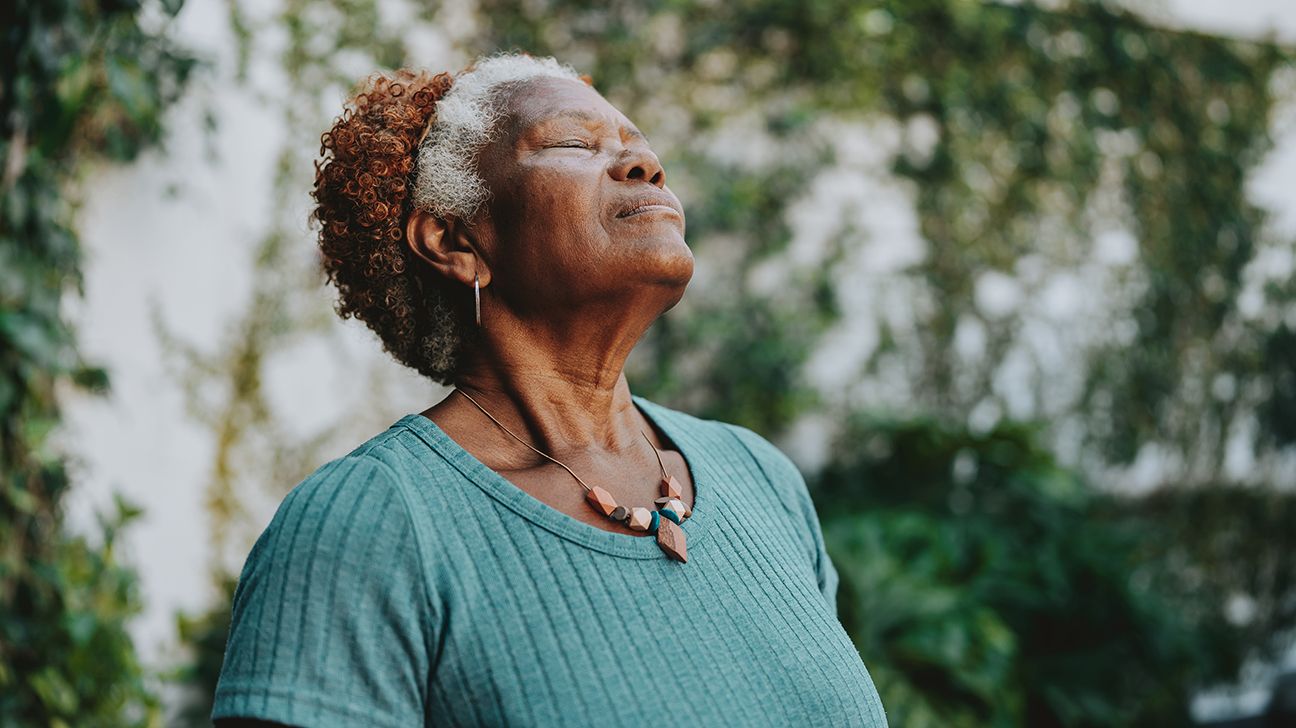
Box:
[413,52,583,220]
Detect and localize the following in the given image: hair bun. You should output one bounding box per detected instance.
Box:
[311,68,463,383]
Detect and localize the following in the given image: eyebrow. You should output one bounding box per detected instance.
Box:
[535,108,648,142]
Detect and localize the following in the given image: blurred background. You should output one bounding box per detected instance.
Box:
[4,0,1296,725]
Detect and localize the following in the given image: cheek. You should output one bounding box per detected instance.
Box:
[487,166,606,280]
[526,165,597,219]
[513,167,605,252]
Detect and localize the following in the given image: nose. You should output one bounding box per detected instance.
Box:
[610,145,666,188]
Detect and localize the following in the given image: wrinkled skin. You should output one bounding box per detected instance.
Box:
[406,75,696,535]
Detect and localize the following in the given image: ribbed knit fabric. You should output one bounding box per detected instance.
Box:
[212,394,888,727]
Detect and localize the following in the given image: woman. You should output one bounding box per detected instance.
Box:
[212,52,887,727]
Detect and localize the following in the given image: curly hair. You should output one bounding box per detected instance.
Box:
[311,54,583,384]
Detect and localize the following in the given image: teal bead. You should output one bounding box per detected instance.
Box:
[658,507,681,525]
[648,510,660,534]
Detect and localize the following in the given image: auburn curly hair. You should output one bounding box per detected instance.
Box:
[311,69,467,384]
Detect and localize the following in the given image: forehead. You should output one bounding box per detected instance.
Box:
[498,76,636,137]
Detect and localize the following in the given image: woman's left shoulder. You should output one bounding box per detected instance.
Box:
[633,394,810,515]
[715,420,812,516]
[716,420,803,480]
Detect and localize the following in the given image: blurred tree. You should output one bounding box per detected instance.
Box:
[0,0,194,725]
[477,0,1296,483]
[169,574,236,727]
[814,415,1277,726]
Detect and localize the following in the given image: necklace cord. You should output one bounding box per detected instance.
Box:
[453,388,669,496]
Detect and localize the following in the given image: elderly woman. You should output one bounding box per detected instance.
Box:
[212,52,888,727]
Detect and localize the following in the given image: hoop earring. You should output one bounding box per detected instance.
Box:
[474,272,481,327]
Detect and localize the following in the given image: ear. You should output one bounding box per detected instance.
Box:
[405,207,491,287]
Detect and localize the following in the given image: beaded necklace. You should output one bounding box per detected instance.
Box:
[455,388,692,562]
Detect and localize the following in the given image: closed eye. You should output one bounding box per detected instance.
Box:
[550,139,593,149]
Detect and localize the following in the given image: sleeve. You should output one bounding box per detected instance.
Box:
[800,479,842,618]
[211,455,435,728]
[724,423,841,618]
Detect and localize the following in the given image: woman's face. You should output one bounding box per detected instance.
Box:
[473,76,693,322]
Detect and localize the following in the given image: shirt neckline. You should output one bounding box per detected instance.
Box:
[394,393,713,560]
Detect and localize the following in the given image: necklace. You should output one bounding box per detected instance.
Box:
[455,388,692,563]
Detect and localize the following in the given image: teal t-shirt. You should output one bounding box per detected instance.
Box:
[212,395,888,727]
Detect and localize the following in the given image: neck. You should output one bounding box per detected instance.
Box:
[451,312,652,459]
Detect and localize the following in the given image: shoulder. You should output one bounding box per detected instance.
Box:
[261,419,437,545]
[632,394,808,517]
[218,446,437,725]
[235,419,439,606]
[269,429,411,534]
[235,452,427,604]
[272,453,406,531]
[632,392,757,446]
[718,420,812,521]
[717,420,804,483]
[638,397,834,587]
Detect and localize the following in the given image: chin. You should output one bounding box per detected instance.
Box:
[643,234,694,287]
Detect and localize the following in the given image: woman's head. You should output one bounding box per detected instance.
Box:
[313,52,691,386]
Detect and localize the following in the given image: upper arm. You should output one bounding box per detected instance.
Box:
[212,455,435,727]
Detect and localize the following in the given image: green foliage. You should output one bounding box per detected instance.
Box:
[863,2,1291,469]
[1,496,161,727]
[169,576,237,728]
[478,0,1296,479]
[0,0,195,725]
[1113,484,1296,664]
[815,417,1246,727]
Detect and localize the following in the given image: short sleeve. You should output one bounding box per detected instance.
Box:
[723,423,841,617]
[802,484,841,618]
[212,455,434,727]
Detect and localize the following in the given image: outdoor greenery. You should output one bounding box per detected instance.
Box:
[480,0,1296,480]
[4,0,1295,726]
[818,418,1245,726]
[0,0,195,726]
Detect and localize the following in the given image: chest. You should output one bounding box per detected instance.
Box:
[418,497,883,727]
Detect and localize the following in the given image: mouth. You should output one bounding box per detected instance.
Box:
[616,197,682,219]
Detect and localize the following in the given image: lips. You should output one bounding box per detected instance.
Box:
[616,196,682,219]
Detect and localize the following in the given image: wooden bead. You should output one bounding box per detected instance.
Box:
[656,517,688,562]
[627,507,653,531]
[667,498,691,520]
[661,475,683,500]
[658,497,691,519]
[610,505,628,521]
[585,486,618,518]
